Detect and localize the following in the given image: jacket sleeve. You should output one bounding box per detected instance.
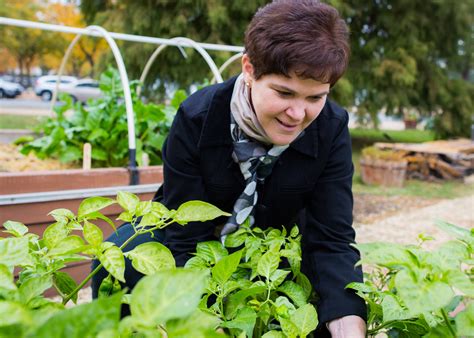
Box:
[159,105,216,266]
[303,112,367,324]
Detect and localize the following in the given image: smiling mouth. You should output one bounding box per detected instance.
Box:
[276,118,298,129]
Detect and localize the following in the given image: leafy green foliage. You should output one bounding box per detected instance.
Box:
[0,193,229,337]
[328,0,474,138]
[21,67,186,167]
[2,189,471,337]
[81,1,473,138]
[79,0,268,97]
[186,223,318,337]
[347,220,474,337]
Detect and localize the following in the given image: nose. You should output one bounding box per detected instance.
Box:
[285,101,306,122]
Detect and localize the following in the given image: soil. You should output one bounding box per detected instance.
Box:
[0,144,77,172]
[353,193,441,224]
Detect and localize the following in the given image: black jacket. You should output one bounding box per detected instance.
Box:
[154,76,366,325]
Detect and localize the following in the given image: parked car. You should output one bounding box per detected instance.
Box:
[0,79,25,99]
[59,79,103,103]
[34,75,78,101]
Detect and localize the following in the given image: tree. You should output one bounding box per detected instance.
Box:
[80,0,269,97]
[0,0,108,81]
[0,1,64,86]
[327,0,473,137]
[81,0,473,137]
[40,2,108,78]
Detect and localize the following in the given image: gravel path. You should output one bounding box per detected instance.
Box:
[354,193,474,248]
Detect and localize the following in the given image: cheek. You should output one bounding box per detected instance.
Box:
[254,96,285,120]
[307,100,326,120]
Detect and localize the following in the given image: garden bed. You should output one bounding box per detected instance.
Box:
[0,165,163,194]
[0,165,163,294]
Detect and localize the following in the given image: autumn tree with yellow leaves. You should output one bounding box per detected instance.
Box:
[0,0,108,85]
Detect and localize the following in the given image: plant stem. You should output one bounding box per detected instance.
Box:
[441,309,456,337]
[62,222,166,304]
[367,320,397,335]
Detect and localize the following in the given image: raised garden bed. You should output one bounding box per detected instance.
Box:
[0,165,163,293]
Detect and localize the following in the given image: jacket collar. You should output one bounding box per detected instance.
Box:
[198,75,319,159]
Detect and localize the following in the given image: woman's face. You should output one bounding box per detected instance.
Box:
[242,55,330,145]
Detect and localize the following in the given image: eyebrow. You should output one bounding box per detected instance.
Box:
[272,84,330,97]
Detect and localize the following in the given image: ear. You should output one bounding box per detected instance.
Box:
[241,54,255,83]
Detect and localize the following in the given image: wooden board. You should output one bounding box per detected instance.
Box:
[374,138,474,180]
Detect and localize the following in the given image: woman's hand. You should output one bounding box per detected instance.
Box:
[327,315,366,337]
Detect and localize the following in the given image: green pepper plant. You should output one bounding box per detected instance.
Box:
[185,221,319,338]
[347,221,474,337]
[0,192,229,337]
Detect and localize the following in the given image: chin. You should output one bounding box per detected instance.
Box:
[269,135,297,146]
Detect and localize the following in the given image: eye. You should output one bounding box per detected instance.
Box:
[275,89,292,97]
[308,96,323,102]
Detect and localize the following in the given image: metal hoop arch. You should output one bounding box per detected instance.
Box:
[137,38,188,97]
[211,52,243,84]
[138,36,223,96]
[52,25,139,184]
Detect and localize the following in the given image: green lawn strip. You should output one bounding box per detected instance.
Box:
[0,114,46,130]
[350,128,435,152]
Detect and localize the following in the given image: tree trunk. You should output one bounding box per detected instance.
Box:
[18,57,25,87]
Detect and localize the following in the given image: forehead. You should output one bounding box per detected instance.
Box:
[260,72,330,93]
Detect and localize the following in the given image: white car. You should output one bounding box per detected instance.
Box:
[0,79,25,99]
[59,79,103,103]
[34,75,78,101]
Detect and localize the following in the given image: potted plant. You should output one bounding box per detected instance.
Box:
[403,111,419,129]
[359,146,408,187]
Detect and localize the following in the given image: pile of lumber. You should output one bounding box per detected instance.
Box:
[375,138,474,181]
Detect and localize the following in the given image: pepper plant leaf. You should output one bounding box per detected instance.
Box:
[455,302,474,337]
[47,235,85,257]
[196,241,229,265]
[290,303,318,337]
[278,281,308,307]
[174,200,231,225]
[395,269,454,316]
[53,271,78,304]
[220,306,257,338]
[123,242,175,275]
[0,264,17,291]
[117,191,140,213]
[130,269,208,326]
[99,246,125,283]
[435,220,473,245]
[31,292,122,338]
[83,220,104,248]
[19,275,53,304]
[257,250,280,280]
[2,221,28,237]
[43,222,69,249]
[77,196,116,219]
[0,301,32,327]
[212,249,243,285]
[0,237,30,267]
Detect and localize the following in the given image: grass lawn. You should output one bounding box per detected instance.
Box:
[351,128,472,199]
[0,114,46,130]
[350,128,435,151]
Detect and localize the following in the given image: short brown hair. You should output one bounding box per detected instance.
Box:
[244,0,350,85]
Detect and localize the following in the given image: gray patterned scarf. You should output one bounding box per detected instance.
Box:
[220,75,289,241]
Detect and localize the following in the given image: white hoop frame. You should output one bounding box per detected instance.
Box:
[137,36,223,96]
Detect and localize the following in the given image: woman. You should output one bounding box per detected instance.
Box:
[93,1,366,336]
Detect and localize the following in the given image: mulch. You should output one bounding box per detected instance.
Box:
[353,193,440,224]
